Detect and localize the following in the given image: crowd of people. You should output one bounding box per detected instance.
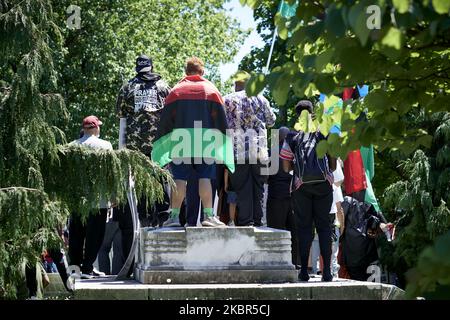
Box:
[26,55,394,298]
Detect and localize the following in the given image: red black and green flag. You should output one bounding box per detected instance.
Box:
[151,75,235,173]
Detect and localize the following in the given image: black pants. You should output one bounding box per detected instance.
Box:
[347,265,371,281]
[292,182,333,277]
[98,220,124,275]
[68,209,107,274]
[229,164,265,226]
[117,189,170,276]
[266,197,299,266]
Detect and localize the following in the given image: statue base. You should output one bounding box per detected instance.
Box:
[136,227,298,284]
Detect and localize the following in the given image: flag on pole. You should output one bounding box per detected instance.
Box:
[265,0,299,73]
[279,0,298,18]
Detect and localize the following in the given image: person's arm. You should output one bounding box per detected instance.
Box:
[280,139,294,173]
[262,96,276,128]
[336,201,345,234]
[282,159,293,173]
[327,154,337,172]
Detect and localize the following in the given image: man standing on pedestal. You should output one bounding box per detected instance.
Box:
[224,71,276,226]
[152,57,233,228]
[115,54,171,274]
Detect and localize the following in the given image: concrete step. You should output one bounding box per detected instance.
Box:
[71,276,405,300]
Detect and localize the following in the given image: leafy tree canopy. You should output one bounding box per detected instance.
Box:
[52,0,248,145]
[241,0,450,159]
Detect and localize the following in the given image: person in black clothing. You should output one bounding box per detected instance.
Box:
[341,196,390,281]
[267,126,299,267]
[116,55,171,276]
[280,100,337,282]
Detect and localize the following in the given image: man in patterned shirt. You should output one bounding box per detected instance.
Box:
[224,71,276,226]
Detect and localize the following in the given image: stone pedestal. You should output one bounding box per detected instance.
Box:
[135,227,297,284]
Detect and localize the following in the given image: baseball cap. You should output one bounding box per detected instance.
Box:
[82,115,103,129]
[136,54,153,73]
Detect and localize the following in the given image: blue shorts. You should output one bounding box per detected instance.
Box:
[226,191,237,204]
[170,162,216,181]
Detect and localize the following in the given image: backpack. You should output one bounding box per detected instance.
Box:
[288,131,331,184]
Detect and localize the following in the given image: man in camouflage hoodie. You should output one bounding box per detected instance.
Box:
[115,55,170,276]
[116,54,171,156]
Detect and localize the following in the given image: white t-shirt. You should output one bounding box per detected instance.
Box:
[330,185,344,214]
[71,134,113,208]
[329,164,344,214]
[333,162,344,184]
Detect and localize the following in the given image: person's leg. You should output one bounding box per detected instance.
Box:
[230,165,253,226]
[81,209,107,274]
[229,202,237,224]
[186,171,201,226]
[331,227,340,277]
[312,183,334,281]
[68,213,85,269]
[251,164,265,226]
[285,201,299,266]
[171,179,187,210]
[266,198,287,230]
[47,248,71,292]
[310,234,320,274]
[292,187,314,281]
[111,222,124,275]
[97,220,115,275]
[117,204,133,267]
[25,264,38,298]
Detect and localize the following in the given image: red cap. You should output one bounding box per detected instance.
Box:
[82,115,103,129]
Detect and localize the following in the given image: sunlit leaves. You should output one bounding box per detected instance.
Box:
[432,0,450,14]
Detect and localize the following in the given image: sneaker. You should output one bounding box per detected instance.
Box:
[227,220,235,227]
[322,269,333,282]
[202,216,226,227]
[322,274,333,282]
[92,268,106,277]
[162,215,181,227]
[80,273,94,279]
[298,268,310,282]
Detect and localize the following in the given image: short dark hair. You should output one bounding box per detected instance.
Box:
[185,57,204,75]
[295,100,314,116]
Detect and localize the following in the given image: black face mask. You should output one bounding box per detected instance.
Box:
[137,72,160,82]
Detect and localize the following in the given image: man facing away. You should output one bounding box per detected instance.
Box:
[115,54,171,275]
[68,115,112,278]
[152,57,231,228]
[224,71,276,226]
[280,100,337,282]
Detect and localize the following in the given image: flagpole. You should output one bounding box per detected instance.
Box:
[264,28,278,75]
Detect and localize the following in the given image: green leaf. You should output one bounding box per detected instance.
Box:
[315,50,333,72]
[245,73,266,96]
[393,0,411,14]
[432,0,450,14]
[315,74,336,95]
[417,135,433,148]
[316,140,329,159]
[381,27,404,50]
[325,6,346,38]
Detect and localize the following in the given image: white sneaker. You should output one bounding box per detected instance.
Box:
[80,273,94,279]
[92,268,106,277]
[162,216,181,227]
[228,220,235,227]
[202,216,226,227]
